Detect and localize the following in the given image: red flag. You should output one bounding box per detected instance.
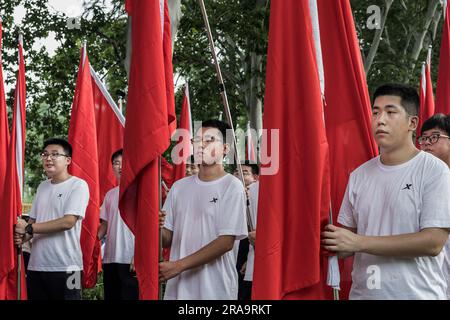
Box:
[436,2,450,115]
[68,45,100,289]
[173,84,193,181]
[0,18,10,197]
[0,35,27,300]
[90,67,124,202]
[252,0,330,300]
[119,0,175,300]
[245,121,257,162]
[317,0,379,299]
[418,47,435,139]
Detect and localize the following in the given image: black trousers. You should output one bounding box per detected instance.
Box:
[27,270,82,300]
[241,280,253,300]
[236,240,249,300]
[103,263,139,300]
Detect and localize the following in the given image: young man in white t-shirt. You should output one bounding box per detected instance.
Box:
[97,149,138,300]
[232,162,259,300]
[159,119,248,300]
[14,138,89,300]
[322,84,450,300]
[418,113,450,299]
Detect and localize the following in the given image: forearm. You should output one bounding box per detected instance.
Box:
[97,221,107,240]
[178,235,235,272]
[32,216,77,234]
[359,228,448,257]
[161,228,173,248]
[338,252,354,259]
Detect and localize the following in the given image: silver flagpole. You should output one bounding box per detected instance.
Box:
[198,0,254,231]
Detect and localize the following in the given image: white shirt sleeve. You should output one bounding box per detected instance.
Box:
[337,181,357,229]
[63,180,89,219]
[29,182,42,220]
[99,192,109,222]
[216,180,248,240]
[420,169,450,229]
[162,186,175,231]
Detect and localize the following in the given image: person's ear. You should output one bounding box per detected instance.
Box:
[223,143,230,155]
[409,115,418,132]
[66,157,72,166]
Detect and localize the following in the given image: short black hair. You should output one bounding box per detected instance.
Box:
[242,161,260,175]
[111,149,123,163]
[43,138,72,157]
[198,119,231,143]
[372,83,419,116]
[421,113,450,136]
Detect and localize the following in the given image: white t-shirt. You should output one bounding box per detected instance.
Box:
[163,173,248,300]
[28,176,89,272]
[338,152,450,300]
[244,181,259,282]
[444,239,450,299]
[100,186,135,264]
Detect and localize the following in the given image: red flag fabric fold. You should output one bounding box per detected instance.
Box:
[418,48,435,139]
[0,36,27,300]
[173,84,193,182]
[317,0,378,299]
[68,46,100,289]
[119,0,175,300]
[90,67,124,202]
[252,0,330,300]
[436,3,450,115]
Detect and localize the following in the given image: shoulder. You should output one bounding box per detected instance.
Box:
[348,156,380,180]
[418,151,449,172]
[104,186,119,200]
[171,175,196,190]
[70,176,90,191]
[223,174,245,193]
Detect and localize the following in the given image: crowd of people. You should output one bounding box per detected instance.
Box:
[12,83,450,300]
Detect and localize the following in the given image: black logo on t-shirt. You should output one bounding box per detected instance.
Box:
[210,197,218,203]
[57,193,63,198]
[402,184,412,190]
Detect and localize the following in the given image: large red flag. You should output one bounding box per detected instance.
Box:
[173,84,193,181]
[0,18,8,299]
[0,35,27,300]
[119,0,176,300]
[436,2,450,115]
[90,66,124,202]
[68,45,100,289]
[252,0,330,300]
[0,18,9,198]
[317,0,379,299]
[418,47,435,139]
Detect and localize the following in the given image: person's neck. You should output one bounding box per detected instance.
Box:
[380,142,419,166]
[198,164,227,182]
[51,172,71,184]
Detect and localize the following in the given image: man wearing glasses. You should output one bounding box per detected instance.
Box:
[322,84,450,299]
[159,119,248,300]
[14,138,89,300]
[418,113,450,299]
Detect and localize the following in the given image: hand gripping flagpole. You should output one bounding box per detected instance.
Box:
[198,0,254,231]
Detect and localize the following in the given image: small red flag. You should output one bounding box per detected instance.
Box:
[173,84,193,182]
[418,47,435,139]
[436,3,450,115]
